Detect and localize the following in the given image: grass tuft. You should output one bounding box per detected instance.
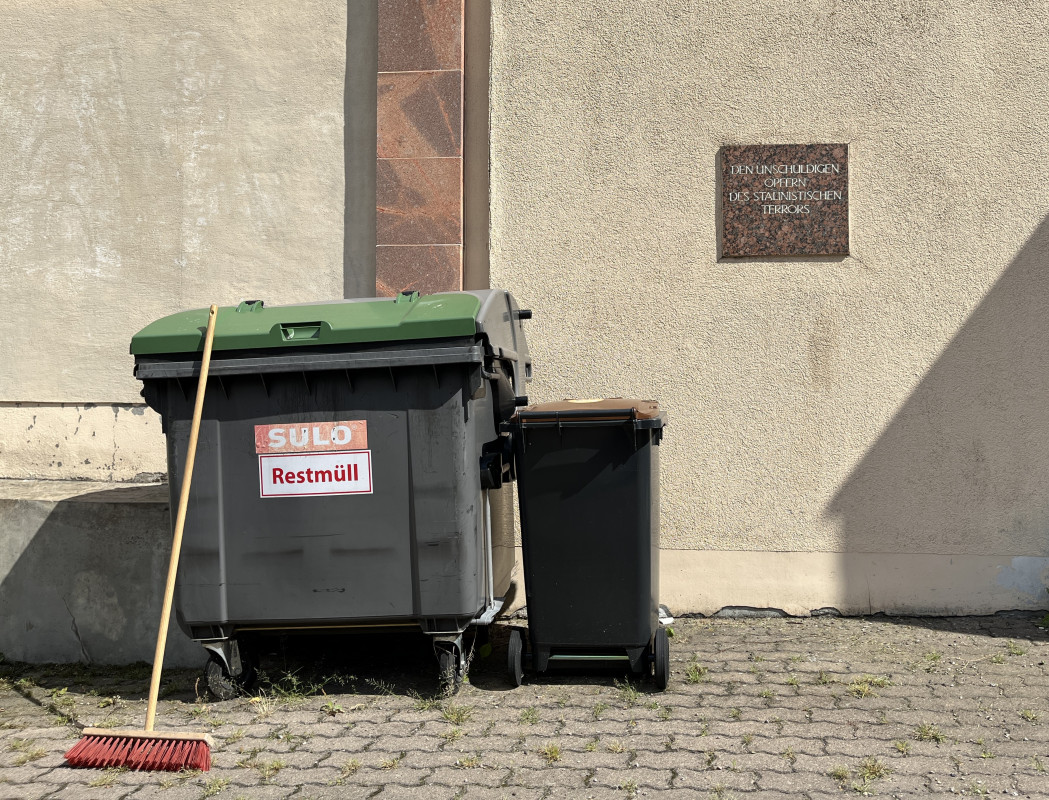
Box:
[914,723,946,743]
[201,777,231,797]
[256,759,286,780]
[685,659,709,684]
[857,756,890,781]
[87,767,128,788]
[538,742,561,763]
[830,765,851,787]
[441,703,473,725]
[614,678,641,707]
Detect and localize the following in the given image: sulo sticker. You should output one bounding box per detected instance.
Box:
[255,421,367,454]
[259,451,373,498]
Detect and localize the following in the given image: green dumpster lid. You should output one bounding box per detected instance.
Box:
[130,292,484,355]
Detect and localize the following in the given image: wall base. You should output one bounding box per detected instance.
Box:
[506,548,1049,618]
[659,549,1049,617]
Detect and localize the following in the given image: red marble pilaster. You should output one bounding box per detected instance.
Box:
[376,0,464,296]
[376,157,462,245]
[376,245,462,296]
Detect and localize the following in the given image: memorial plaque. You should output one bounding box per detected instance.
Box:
[720,143,849,257]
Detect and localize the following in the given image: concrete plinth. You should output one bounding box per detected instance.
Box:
[0,479,201,667]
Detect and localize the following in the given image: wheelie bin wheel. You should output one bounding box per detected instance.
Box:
[507,628,524,687]
[438,646,462,696]
[204,654,257,700]
[653,627,670,692]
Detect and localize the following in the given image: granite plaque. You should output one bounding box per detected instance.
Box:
[720,143,849,257]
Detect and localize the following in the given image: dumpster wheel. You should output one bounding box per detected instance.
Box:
[653,627,670,692]
[203,654,257,701]
[507,628,524,687]
[437,644,463,696]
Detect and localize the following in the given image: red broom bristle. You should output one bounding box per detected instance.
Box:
[65,733,211,772]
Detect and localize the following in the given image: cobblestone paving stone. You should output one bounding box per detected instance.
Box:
[1,614,1047,799]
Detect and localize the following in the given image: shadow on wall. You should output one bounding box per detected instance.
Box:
[827,216,1049,612]
[0,485,200,666]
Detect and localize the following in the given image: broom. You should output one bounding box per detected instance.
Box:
[66,304,219,772]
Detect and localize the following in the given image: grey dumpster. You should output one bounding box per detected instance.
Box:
[131,290,531,694]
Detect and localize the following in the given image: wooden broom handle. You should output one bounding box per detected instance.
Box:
[145,304,218,731]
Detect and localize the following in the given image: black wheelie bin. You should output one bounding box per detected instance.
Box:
[505,399,669,690]
[131,290,530,695]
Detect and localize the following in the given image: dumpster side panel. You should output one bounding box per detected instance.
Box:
[408,364,502,618]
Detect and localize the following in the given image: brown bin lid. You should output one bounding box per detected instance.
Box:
[516,398,660,421]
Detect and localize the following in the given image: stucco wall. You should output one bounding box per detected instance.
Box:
[0,0,345,479]
[489,1,1049,610]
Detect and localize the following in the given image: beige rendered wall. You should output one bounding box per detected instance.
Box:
[0,0,345,480]
[490,2,1049,613]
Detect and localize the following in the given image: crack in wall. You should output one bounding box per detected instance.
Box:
[61,597,91,664]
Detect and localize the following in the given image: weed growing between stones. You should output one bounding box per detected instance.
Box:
[830,765,851,788]
[830,756,890,793]
[685,658,709,684]
[411,692,442,711]
[441,703,473,725]
[538,742,561,763]
[379,752,404,770]
[201,777,231,797]
[914,722,946,743]
[258,758,286,780]
[328,758,362,785]
[614,678,641,707]
[321,699,343,717]
[86,767,129,788]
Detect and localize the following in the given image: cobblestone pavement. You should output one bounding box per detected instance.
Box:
[2,614,1048,799]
